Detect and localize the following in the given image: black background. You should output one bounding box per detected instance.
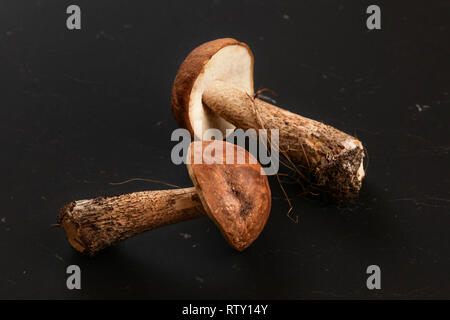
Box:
[1,0,449,299]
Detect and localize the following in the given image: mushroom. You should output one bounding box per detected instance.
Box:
[57,140,271,255]
[171,38,365,201]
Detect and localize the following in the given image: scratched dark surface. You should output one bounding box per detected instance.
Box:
[1,0,449,299]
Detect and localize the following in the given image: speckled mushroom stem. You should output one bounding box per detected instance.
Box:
[57,187,206,256]
[203,81,365,201]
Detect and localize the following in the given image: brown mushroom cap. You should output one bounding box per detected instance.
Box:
[186,140,271,251]
[171,38,254,140]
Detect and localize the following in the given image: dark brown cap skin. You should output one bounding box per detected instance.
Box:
[187,140,271,251]
[171,38,254,138]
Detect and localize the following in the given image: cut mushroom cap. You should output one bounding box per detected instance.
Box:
[171,38,254,140]
[186,140,271,251]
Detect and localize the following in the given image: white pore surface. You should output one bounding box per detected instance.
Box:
[189,45,253,139]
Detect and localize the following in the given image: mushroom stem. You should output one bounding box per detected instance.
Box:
[203,80,365,201]
[57,187,205,255]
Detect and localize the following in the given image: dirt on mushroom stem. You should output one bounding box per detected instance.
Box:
[202,83,365,204]
[247,88,368,205]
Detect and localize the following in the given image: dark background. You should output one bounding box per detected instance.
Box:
[0,0,449,299]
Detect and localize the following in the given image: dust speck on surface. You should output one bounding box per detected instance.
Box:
[283,14,290,20]
[415,104,431,112]
[54,253,64,262]
[96,30,115,40]
[179,232,192,239]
